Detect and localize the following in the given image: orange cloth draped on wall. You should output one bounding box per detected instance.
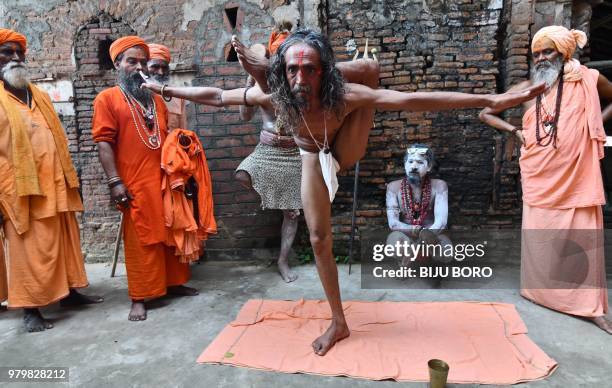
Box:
[0,88,88,308]
[161,129,217,263]
[519,66,608,317]
[92,86,190,299]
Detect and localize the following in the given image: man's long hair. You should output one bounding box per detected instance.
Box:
[268,28,345,131]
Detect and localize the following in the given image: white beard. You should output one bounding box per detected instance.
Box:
[1,62,29,89]
[531,57,564,88]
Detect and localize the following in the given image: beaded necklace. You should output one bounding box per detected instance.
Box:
[118,86,161,150]
[535,70,563,148]
[400,176,431,226]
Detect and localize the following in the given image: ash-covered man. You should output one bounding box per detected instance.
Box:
[236,23,300,283]
[147,43,188,131]
[143,28,544,356]
[480,26,612,333]
[386,144,451,267]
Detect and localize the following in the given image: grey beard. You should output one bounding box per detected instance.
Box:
[150,74,169,85]
[118,68,152,105]
[407,174,421,185]
[1,62,29,89]
[292,86,311,111]
[531,57,564,88]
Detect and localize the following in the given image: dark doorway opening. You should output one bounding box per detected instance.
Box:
[98,39,115,70]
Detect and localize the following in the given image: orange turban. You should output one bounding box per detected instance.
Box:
[109,36,149,62]
[531,26,588,81]
[268,31,290,55]
[0,29,27,52]
[531,26,587,62]
[148,43,171,63]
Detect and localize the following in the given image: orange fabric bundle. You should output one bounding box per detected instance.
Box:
[268,31,289,55]
[161,129,217,262]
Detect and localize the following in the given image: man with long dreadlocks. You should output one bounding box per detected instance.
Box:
[234,22,377,283]
[143,28,544,355]
[480,25,612,334]
[92,36,198,322]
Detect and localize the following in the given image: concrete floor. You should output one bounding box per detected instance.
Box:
[0,261,610,388]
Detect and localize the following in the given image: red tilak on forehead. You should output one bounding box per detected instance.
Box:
[298,49,305,65]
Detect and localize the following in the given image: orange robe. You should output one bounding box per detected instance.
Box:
[0,90,88,308]
[519,66,608,317]
[92,87,190,300]
[161,129,217,262]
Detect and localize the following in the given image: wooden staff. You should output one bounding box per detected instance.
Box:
[110,213,124,278]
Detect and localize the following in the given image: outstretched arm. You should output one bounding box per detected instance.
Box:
[239,76,257,121]
[141,82,272,109]
[347,81,544,115]
[479,80,533,144]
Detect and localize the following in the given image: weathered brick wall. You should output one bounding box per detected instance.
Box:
[189,1,285,259]
[327,0,507,252]
[1,0,596,261]
[1,0,309,261]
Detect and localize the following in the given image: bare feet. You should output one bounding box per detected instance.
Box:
[231,36,270,92]
[167,285,199,296]
[23,308,53,332]
[60,289,104,307]
[128,300,147,321]
[278,259,298,283]
[312,320,350,356]
[591,316,612,334]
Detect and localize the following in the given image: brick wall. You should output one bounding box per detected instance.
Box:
[1,0,592,261]
[327,0,509,253]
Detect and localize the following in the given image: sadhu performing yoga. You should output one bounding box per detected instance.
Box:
[142,28,545,355]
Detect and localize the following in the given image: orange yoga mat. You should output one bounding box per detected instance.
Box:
[198,299,558,384]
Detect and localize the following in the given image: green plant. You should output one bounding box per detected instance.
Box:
[335,255,350,264]
[295,247,314,264]
[295,248,350,265]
